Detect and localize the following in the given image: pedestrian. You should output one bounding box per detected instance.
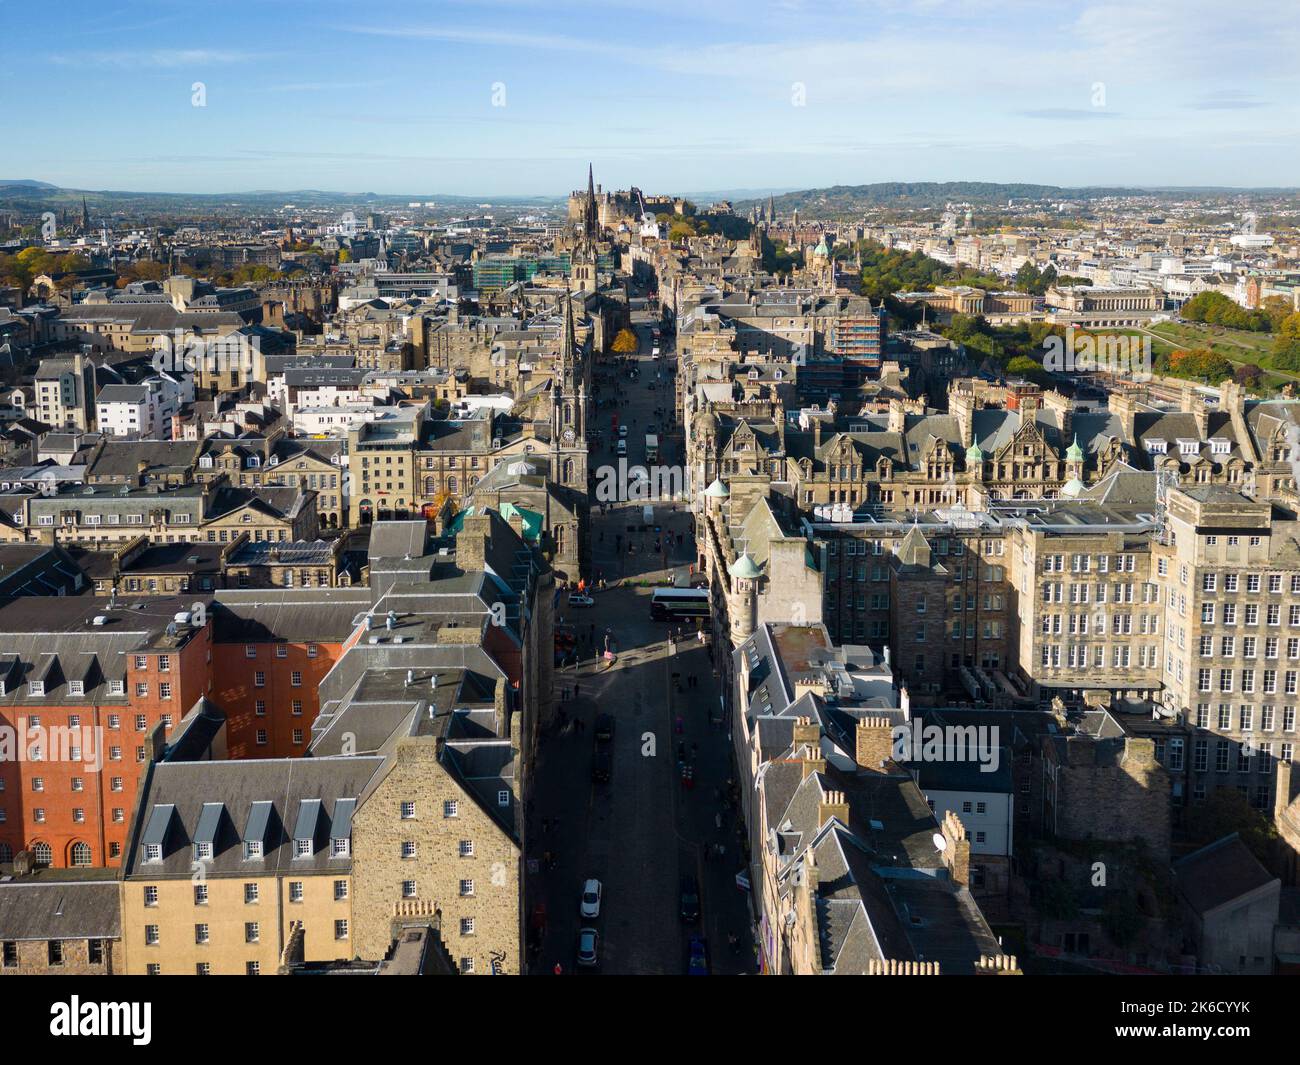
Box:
[554,962,563,975]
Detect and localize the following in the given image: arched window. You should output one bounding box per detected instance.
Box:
[32,842,52,867]
[70,842,92,867]
[447,477,458,494]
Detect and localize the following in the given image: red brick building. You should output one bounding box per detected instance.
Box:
[0,596,211,869]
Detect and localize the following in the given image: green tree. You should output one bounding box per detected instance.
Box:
[1184,788,1278,863]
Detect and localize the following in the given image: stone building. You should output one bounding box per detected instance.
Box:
[0,874,120,975]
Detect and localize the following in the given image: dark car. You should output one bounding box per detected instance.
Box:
[594,713,614,742]
[679,875,700,922]
[592,750,612,783]
[577,927,599,968]
[687,934,708,975]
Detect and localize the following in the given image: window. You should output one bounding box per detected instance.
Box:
[246,962,260,976]
[400,801,416,819]
[402,880,417,898]
[497,790,510,807]
[460,879,474,897]
[194,884,208,905]
[401,841,417,859]
[244,883,259,905]
[443,800,458,818]
[334,919,349,941]
[459,840,474,857]
[196,962,211,976]
[334,879,348,901]
[145,925,160,946]
[290,671,302,687]
[245,922,259,944]
[195,924,210,945]
[460,917,475,936]
[144,885,159,907]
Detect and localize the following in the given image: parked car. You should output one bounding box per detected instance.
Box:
[568,593,595,608]
[577,927,599,967]
[618,424,629,438]
[580,878,603,919]
[679,875,700,922]
[594,713,614,742]
[592,749,612,783]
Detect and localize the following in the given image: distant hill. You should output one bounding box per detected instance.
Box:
[734,181,1300,217]
[0,183,563,213]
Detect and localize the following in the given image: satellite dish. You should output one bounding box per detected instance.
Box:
[932,832,947,852]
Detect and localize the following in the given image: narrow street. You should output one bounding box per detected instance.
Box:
[525,314,757,975]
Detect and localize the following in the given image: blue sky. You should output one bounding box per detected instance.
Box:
[4,0,1297,195]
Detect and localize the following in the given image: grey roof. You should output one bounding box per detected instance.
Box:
[0,879,122,941]
[124,757,386,879]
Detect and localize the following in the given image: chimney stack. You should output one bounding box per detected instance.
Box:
[855,716,894,773]
[941,810,970,888]
[818,789,849,828]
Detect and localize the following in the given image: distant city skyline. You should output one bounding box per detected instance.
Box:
[7,0,1299,195]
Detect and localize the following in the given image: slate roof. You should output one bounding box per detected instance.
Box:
[0,879,122,941]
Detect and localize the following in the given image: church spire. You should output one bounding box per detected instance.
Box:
[582,164,599,246]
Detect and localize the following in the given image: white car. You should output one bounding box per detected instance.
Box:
[619,425,629,438]
[580,879,602,919]
[568,593,595,608]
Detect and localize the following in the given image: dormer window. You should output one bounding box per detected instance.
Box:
[294,839,312,859]
[28,681,44,697]
[1146,439,1167,455]
[247,456,260,469]
[1211,438,1230,455]
[143,844,162,862]
[199,455,214,468]
[68,681,84,697]
[195,841,212,861]
[1178,439,1199,457]
[331,837,350,858]
[243,840,262,860]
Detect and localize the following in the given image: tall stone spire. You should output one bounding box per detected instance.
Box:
[582,164,599,246]
[561,284,576,373]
